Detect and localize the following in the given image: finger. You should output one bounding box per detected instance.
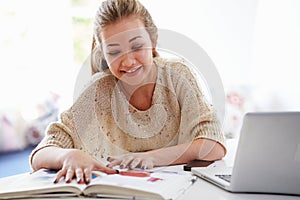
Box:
[141,159,154,170]
[107,158,122,168]
[54,169,66,183]
[120,156,134,169]
[129,158,142,169]
[75,168,84,184]
[65,168,75,183]
[84,168,92,184]
[94,162,119,174]
[106,156,116,162]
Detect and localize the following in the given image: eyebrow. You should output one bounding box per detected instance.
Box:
[106,36,143,47]
[128,36,142,43]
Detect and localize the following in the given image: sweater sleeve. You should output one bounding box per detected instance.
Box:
[173,60,226,149]
[29,72,114,168]
[29,110,75,168]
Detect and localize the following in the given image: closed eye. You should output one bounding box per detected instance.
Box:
[132,44,144,51]
[107,50,121,56]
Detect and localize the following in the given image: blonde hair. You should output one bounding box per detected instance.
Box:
[91,0,159,75]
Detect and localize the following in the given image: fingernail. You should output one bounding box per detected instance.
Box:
[85,178,90,185]
[106,157,111,161]
[120,164,124,169]
[106,164,110,167]
[66,178,71,183]
[53,179,58,184]
[77,178,81,183]
[128,165,133,170]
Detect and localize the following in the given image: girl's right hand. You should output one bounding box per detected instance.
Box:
[54,149,117,184]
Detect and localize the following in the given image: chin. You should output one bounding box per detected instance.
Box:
[120,72,147,86]
[121,77,145,86]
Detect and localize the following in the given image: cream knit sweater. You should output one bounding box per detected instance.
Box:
[30,57,225,165]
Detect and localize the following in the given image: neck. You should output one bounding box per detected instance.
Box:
[119,64,157,110]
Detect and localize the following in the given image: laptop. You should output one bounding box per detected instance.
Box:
[192,112,300,196]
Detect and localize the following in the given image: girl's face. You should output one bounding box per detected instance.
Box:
[101,16,154,86]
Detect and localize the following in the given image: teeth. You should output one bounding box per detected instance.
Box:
[127,66,141,73]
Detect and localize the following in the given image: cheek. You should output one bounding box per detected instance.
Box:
[105,54,118,66]
[108,61,120,76]
[135,49,153,64]
[107,57,118,67]
[105,55,121,72]
[103,56,120,77]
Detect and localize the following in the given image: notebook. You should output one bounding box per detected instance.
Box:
[192,112,300,196]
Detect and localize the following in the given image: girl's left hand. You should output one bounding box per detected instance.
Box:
[107,153,155,169]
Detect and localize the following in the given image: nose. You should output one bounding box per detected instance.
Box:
[121,51,136,67]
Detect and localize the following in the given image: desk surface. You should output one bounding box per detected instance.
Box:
[1,139,300,200]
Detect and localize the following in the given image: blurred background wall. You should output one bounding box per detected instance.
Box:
[0,0,299,177]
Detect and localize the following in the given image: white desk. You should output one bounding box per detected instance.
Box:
[178,179,300,200]
[1,139,299,200]
[178,139,299,200]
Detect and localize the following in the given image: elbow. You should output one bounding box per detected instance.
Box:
[30,151,41,171]
[195,139,226,161]
[212,142,226,160]
[206,142,226,161]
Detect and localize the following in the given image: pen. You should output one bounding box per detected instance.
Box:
[93,170,151,178]
[158,170,181,174]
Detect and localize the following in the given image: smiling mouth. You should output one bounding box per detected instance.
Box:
[121,66,142,74]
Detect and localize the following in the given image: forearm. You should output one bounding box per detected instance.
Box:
[149,138,226,166]
[31,146,69,171]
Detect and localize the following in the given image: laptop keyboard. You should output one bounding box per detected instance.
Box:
[215,174,231,183]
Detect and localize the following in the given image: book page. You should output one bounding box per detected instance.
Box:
[0,168,195,200]
[85,169,194,200]
[0,169,84,199]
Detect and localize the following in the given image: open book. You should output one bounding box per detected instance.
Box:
[0,168,196,200]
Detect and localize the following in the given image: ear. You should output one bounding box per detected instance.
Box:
[152,47,159,57]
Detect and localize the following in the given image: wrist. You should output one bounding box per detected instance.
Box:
[56,148,76,167]
[145,150,160,167]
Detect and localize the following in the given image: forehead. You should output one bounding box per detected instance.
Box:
[101,17,149,43]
